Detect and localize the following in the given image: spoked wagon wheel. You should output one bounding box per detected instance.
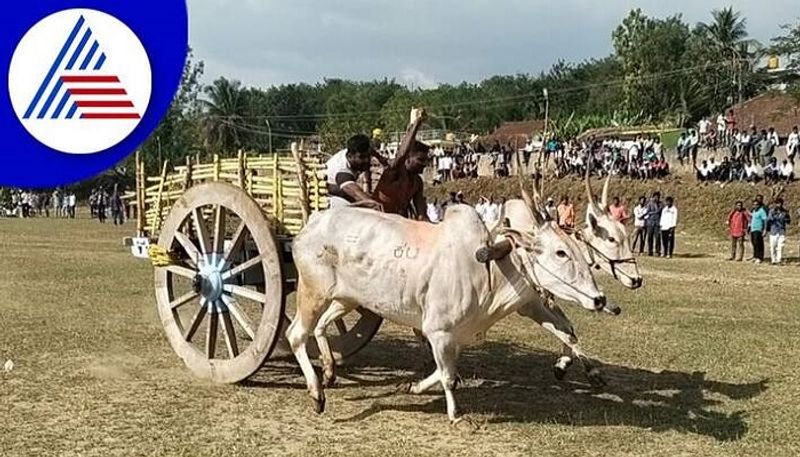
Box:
[154,182,283,384]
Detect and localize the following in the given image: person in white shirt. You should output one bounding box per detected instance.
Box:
[779,160,794,183]
[632,196,648,254]
[695,160,710,182]
[744,160,761,183]
[325,135,383,210]
[474,197,487,222]
[426,198,442,223]
[739,131,751,159]
[787,126,799,165]
[716,114,726,139]
[698,119,710,141]
[659,196,678,258]
[688,130,700,165]
[68,193,77,219]
[483,198,500,225]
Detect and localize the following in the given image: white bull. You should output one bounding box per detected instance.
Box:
[287,203,605,423]
[500,172,643,382]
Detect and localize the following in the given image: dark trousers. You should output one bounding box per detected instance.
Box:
[730,236,745,260]
[661,228,675,257]
[751,231,765,261]
[632,226,646,253]
[97,204,106,223]
[112,209,124,225]
[646,224,661,256]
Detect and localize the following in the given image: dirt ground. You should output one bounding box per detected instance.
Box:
[1,213,799,456]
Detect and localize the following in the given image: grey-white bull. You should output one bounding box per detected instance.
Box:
[287,201,606,423]
[502,171,643,382]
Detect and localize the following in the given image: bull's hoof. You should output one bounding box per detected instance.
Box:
[451,415,482,432]
[553,356,573,381]
[312,394,326,414]
[587,369,607,387]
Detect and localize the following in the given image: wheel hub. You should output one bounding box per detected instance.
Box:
[195,255,226,304]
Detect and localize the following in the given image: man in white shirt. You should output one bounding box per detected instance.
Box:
[474,197,487,222]
[787,126,799,165]
[779,160,794,183]
[698,118,710,141]
[68,193,77,219]
[688,130,700,166]
[716,114,726,140]
[632,196,647,254]
[483,198,500,225]
[659,196,678,258]
[325,134,383,210]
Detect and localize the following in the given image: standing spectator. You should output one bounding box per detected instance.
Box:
[787,125,799,165]
[556,196,575,231]
[474,197,488,222]
[544,197,558,221]
[52,189,61,218]
[96,187,108,223]
[110,185,124,225]
[483,197,500,225]
[749,198,768,264]
[632,196,647,255]
[659,197,678,258]
[768,198,791,265]
[608,196,629,223]
[645,192,663,257]
[68,192,77,218]
[727,201,750,261]
[716,113,727,144]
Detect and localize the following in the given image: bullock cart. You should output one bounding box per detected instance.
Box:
[123,147,383,384]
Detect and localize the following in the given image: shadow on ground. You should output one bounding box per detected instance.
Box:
[246,337,766,442]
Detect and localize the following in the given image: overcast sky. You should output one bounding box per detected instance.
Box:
[188,0,797,89]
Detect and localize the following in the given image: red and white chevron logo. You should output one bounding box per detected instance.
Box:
[8,9,152,154]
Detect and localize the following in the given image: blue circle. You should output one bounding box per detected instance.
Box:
[0,0,188,187]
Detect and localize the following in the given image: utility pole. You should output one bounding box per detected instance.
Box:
[265,119,273,154]
[538,88,550,174]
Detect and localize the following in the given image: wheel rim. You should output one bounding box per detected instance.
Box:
[155,182,283,383]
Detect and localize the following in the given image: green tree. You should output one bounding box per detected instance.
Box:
[200,78,249,154]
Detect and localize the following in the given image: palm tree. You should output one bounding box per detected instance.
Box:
[698,7,761,104]
[200,78,247,154]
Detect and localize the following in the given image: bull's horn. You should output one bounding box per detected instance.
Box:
[600,173,611,210]
[585,163,596,206]
[515,150,544,226]
[475,238,514,263]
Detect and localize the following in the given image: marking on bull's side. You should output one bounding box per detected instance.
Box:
[393,243,419,260]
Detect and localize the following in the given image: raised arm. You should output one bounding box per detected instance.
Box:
[392,108,427,168]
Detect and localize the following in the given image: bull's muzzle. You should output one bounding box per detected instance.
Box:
[631,277,644,289]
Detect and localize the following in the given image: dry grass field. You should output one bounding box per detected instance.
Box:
[1,194,800,456]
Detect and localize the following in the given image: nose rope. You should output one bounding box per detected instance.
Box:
[519,249,600,304]
[576,230,639,283]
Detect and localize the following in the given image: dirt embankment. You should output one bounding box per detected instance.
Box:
[429,174,799,239]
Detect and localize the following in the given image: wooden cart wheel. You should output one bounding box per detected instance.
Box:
[154,182,283,384]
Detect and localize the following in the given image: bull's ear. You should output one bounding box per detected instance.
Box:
[588,213,600,234]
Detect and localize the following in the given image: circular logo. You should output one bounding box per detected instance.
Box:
[0,1,187,187]
[8,9,151,154]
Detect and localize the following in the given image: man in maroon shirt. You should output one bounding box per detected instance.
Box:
[727,200,750,261]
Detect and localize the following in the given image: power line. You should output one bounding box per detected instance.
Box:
[207,59,737,122]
